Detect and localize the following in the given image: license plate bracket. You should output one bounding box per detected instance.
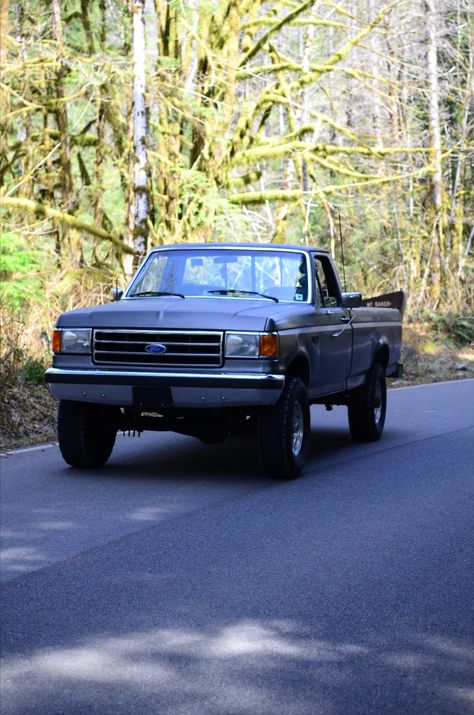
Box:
[132,386,173,409]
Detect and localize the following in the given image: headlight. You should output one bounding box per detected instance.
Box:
[225,332,279,358]
[225,332,260,358]
[52,328,92,354]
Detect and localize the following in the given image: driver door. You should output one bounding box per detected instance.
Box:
[309,255,352,396]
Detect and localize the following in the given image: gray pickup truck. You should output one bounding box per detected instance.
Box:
[46,243,402,479]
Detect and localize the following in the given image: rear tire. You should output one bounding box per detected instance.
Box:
[257,377,310,479]
[348,363,386,442]
[58,400,118,468]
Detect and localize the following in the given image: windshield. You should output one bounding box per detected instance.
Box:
[127,249,309,302]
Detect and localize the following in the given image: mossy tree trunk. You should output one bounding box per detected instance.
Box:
[130,0,150,264]
[422,0,444,307]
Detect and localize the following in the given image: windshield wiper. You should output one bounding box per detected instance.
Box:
[130,291,185,299]
[206,289,279,302]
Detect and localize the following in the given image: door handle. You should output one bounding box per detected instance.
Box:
[332,314,354,337]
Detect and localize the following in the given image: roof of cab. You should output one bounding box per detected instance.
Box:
[149,242,329,254]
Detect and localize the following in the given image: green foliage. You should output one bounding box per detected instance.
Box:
[424,311,474,348]
[0,233,44,308]
[0,305,44,387]
[18,358,48,386]
[159,56,180,70]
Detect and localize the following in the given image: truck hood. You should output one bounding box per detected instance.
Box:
[57,297,316,332]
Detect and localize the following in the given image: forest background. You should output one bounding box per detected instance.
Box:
[0,0,473,448]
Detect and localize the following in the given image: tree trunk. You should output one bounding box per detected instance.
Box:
[131,0,150,263]
[0,0,8,65]
[15,2,32,185]
[0,0,10,122]
[52,0,78,262]
[423,0,443,305]
[93,0,107,233]
[80,0,95,55]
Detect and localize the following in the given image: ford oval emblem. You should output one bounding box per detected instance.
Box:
[145,343,167,354]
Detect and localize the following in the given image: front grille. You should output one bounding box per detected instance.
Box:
[93,329,223,367]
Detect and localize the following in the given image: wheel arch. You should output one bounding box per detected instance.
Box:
[374,342,390,370]
[286,354,310,386]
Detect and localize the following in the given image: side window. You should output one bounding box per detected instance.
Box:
[314,257,341,308]
[132,254,168,293]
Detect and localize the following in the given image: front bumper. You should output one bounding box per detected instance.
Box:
[45,368,285,409]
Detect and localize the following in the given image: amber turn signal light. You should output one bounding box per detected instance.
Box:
[52,329,61,353]
[259,333,279,358]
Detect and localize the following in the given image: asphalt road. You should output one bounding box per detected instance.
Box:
[1,380,473,715]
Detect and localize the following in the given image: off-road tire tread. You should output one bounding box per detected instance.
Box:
[257,377,310,479]
[348,363,386,442]
[58,400,117,468]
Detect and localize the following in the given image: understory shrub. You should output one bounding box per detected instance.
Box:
[424,311,474,348]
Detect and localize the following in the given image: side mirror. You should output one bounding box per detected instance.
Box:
[111,287,123,302]
[342,291,362,308]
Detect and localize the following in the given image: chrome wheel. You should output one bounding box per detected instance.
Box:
[291,400,304,456]
[374,379,382,424]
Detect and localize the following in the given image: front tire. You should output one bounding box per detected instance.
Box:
[58,400,118,468]
[257,377,310,479]
[348,363,386,442]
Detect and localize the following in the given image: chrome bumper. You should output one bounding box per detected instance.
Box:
[45,368,285,409]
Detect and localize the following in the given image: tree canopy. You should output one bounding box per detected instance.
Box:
[0,0,473,311]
